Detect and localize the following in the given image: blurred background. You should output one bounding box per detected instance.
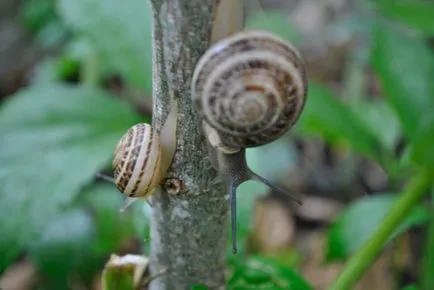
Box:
[0,0,433,289]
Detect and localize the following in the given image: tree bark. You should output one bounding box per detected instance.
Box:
[148,1,243,289]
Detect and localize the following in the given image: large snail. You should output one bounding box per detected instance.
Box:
[98,102,178,211]
[191,30,308,253]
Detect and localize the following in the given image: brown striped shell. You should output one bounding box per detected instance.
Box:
[191,30,308,148]
[113,123,162,198]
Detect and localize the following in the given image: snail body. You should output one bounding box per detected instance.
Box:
[191,30,308,253]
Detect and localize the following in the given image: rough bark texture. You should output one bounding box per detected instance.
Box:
[149,1,230,289]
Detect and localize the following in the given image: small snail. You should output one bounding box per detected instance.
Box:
[98,102,178,211]
[191,30,308,253]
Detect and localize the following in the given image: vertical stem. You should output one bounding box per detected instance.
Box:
[421,186,434,290]
[329,170,432,290]
[148,1,243,289]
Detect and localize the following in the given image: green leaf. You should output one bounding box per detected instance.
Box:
[191,285,209,290]
[79,183,150,254]
[326,194,430,261]
[296,83,387,163]
[57,0,153,94]
[372,0,434,35]
[402,284,419,290]
[372,24,434,167]
[350,100,400,151]
[31,57,80,84]
[21,0,56,33]
[371,24,434,142]
[411,124,434,169]
[228,256,313,290]
[28,184,147,285]
[0,83,142,272]
[28,208,94,277]
[80,183,139,255]
[34,20,69,49]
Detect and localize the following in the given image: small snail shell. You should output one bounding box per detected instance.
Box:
[113,124,162,198]
[100,102,178,209]
[191,30,308,254]
[191,30,308,149]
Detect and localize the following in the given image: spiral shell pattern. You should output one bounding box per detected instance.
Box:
[191,30,308,148]
[113,123,162,198]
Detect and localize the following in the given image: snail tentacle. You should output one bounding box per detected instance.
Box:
[228,181,237,254]
[250,172,302,205]
[211,148,301,253]
[96,173,115,184]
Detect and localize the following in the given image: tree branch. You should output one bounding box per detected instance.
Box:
[149,1,243,289]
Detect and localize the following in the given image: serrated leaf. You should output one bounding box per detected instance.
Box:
[57,0,153,94]
[326,194,429,261]
[371,24,434,167]
[296,83,387,163]
[0,83,142,272]
[372,0,434,35]
[228,256,312,290]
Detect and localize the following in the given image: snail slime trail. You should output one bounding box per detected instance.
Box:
[191,27,308,254]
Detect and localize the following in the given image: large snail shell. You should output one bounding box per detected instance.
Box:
[113,123,162,198]
[191,30,308,148]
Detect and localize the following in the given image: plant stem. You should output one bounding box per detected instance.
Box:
[148,0,243,289]
[421,186,434,290]
[329,169,432,290]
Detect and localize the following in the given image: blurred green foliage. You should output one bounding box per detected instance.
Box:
[21,0,68,49]
[0,0,433,289]
[228,256,312,290]
[421,188,434,290]
[326,194,429,262]
[58,0,153,93]
[370,0,434,36]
